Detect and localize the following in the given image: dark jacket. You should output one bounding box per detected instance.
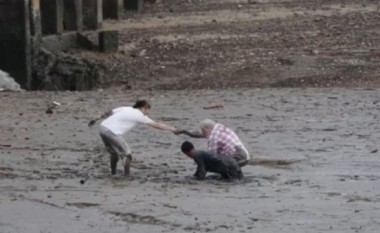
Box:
[192,150,243,180]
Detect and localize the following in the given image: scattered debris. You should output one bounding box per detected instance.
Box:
[46,101,61,114]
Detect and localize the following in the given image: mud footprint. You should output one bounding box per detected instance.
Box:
[67,202,100,208]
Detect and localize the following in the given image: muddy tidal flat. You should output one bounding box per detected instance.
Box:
[1,88,380,233]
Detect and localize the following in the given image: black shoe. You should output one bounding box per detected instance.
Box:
[122,154,132,176]
[110,156,118,175]
[236,171,244,180]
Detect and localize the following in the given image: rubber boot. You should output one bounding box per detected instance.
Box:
[123,154,132,176]
[110,155,118,175]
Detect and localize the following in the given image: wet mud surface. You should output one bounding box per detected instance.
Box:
[2,0,380,232]
[1,88,380,232]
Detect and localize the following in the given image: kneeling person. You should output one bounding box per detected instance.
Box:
[175,119,250,167]
[181,141,243,180]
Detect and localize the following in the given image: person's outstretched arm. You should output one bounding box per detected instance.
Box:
[174,130,205,138]
[88,110,112,127]
[147,121,176,132]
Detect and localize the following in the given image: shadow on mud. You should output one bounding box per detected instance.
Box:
[76,158,302,186]
[247,159,303,169]
[67,202,100,208]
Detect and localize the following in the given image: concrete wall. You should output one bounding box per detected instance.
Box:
[30,0,42,37]
[0,0,144,90]
[0,0,32,89]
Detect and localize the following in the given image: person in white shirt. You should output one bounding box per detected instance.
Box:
[89,100,176,176]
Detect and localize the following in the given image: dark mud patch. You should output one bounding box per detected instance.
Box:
[109,211,172,226]
[0,167,14,172]
[346,195,380,203]
[21,197,64,209]
[67,202,100,208]
[248,159,303,169]
[0,167,17,179]
[0,172,18,179]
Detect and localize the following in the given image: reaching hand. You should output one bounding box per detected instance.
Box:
[88,119,97,127]
[173,130,186,135]
[173,130,204,138]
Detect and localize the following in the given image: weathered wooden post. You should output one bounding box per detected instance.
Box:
[103,0,123,19]
[64,0,83,31]
[0,0,32,89]
[40,0,64,35]
[83,0,103,30]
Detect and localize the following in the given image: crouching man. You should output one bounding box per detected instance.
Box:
[181,141,243,180]
[175,119,250,167]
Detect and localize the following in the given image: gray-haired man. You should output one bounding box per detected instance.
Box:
[175,119,250,167]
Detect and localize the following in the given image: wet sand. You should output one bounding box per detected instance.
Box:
[1,88,380,232]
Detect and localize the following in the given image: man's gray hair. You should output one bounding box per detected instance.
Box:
[199,119,216,129]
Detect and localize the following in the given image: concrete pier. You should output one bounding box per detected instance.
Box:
[83,0,103,30]
[41,0,64,35]
[124,0,144,12]
[99,30,119,52]
[103,0,123,19]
